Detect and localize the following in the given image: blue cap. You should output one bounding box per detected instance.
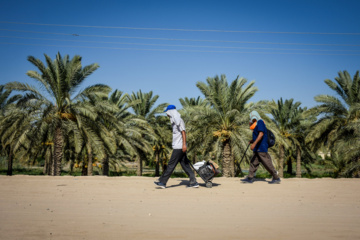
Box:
[164,105,176,112]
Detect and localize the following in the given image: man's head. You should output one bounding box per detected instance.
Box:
[249,111,261,123]
[164,105,182,125]
[164,105,176,112]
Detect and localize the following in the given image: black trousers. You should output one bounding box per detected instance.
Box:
[158,149,197,185]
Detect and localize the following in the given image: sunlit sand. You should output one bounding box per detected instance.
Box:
[0,176,359,240]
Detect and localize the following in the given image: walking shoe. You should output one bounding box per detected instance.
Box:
[154,181,166,189]
[187,183,199,188]
[268,178,281,184]
[241,177,254,184]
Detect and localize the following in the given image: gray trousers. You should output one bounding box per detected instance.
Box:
[159,149,197,185]
[248,152,279,179]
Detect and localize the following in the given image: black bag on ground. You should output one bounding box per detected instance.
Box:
[198,162,217,182]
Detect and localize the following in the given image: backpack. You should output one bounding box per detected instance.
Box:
[267,129,276,148]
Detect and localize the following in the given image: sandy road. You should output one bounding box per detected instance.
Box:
[0,176,359,240]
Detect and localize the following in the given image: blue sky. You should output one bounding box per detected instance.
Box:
[0,0,359,109]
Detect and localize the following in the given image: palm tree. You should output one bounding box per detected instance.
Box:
[179,96,208,108]
[91,89,132,175]
[73,90,126,176]
[307,70,360,176]
[187,74,258,177]
[5,52,109,176]
[66,89,149,177]
[179,96,209,172]
[126,90,167,176]
[0,85,22,114]
[0,99,42,175]
[95,89,149,176]
[268,98,304,177]
[152,115,171,176]
[337,116,360,177]
[0,85,30,175]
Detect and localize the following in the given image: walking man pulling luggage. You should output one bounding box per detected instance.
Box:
[154,105,199,189]
[241,111,281,184]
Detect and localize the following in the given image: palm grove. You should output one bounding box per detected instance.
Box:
[1,53,359,178]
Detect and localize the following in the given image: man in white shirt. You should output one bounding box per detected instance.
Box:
[154,105,199,188]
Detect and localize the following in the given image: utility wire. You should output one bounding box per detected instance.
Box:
[1,36,359,52]
[1,21,360,35]
[1,29,359,47]
[1,42,360,56]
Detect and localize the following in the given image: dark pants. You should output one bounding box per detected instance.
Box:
[248,152,279,179]
[158,149,197,185]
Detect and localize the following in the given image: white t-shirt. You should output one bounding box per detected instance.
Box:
[172,118,186,149]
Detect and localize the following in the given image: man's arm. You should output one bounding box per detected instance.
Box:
[181,130,187,152]
[251,131,264,150]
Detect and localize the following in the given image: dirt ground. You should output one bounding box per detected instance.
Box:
[0,176,359,240]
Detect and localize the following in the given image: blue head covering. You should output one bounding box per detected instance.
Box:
[164,105,176,112]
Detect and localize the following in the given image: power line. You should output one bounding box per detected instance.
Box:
[1,36,359,52]
[1,42,360,56]
[1,29,359,47]
[1,21,360,35]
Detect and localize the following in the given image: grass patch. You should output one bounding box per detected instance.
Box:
[0,167,44,176]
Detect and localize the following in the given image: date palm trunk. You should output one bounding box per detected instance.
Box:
[44,147,52,175]
[287,158,293,174]
[155,152,160,177]
[69,151,75,174]
[43,158,48,175]
[136,156,142,176]
[52,126,63,176]
[222,141,235,177]
[102,154,109,176]
[7,150,13,176]
[87,144,93,176]
[296,145,302,178]
[279,144,284,178]
[161,157,167,173]
[81,163,87,176]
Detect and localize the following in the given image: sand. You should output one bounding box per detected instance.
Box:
[0,176,359,240]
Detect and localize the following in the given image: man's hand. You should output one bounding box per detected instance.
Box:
[182,145,187,153]
[250,143,256,150]
[250,132,264,151]
[249,140,254,149]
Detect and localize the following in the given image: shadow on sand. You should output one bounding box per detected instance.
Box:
[163,179,221,188]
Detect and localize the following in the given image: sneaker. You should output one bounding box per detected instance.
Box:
[241,177,254,184]
[187,183,199,188]
[268,178,281,184]
[154,181,166,189]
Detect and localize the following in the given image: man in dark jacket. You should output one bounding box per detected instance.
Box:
[242,111,281,184]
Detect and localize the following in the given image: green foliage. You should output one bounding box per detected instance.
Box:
[307,70,360,177]
[125,90,170,175]
[3,53,111,176]
[1,53,359,178]
[264,98,310,177]
[182,74,258,177]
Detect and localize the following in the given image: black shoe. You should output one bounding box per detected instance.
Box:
[268,178,281,184]
[241,177,254,184]
[186,182,199,188]
[154,181,166,189]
